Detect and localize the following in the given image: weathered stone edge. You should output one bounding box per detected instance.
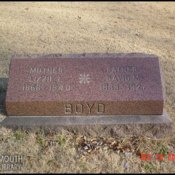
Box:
[0,111,172,139]
[11,52,158,59]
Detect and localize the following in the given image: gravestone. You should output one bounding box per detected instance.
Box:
[0,53,172,138]
[6,53,164,116]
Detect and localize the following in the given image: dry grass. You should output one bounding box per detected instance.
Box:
[0,2,175,173]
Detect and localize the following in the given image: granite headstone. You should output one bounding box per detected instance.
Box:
[5,53,164,116]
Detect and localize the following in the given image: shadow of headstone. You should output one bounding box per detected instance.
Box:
[0,77,8,115]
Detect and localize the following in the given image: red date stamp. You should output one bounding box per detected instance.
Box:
[140,153,175,161]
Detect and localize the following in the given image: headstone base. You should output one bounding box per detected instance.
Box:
[0,110,172,139]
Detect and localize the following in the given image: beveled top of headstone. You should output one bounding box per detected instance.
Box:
[6,53,164,116]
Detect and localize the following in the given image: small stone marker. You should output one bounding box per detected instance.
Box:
[6,53,164,116]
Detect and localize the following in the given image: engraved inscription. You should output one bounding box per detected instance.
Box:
[22,84,41,92]
[28,75,53,83]
[22,66,71,93]
[101,66,145,92]
[49,84,71,92]
[87,103,94,113]
[101,83,120,91]
[97,103,105,114]
[106,66,136,73]
[65,104,72,114]
[128,83,145,91]
[106,74,143,82]
[30,67,63,74]
[64,103,105,115]
[75,104,83,114]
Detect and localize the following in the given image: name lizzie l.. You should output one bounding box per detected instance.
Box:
[64,103,105,115]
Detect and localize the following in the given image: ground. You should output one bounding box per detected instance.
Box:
[0,2,175,173]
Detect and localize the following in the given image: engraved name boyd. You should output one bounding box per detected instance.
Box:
[64,103,105,115]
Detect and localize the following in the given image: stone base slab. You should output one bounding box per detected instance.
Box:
[0,111,172,139]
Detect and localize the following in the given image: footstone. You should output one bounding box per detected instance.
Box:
[0,111,172,138]
[6,53,164,116]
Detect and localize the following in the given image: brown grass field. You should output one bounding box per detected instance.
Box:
[0,2,175,173]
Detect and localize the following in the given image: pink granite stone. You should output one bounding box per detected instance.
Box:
[5,53,164,116]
